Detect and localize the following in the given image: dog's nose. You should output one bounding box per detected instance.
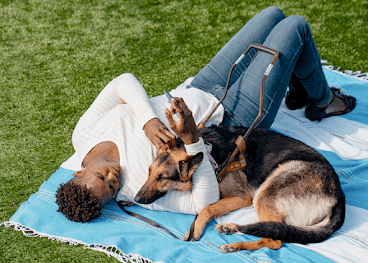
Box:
[134,193,144,204]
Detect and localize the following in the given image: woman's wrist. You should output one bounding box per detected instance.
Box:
[182,135,199,145]
[184,137,204,155]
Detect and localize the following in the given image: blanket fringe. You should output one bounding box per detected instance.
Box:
[322,60,368,82]
[1,221,157,263]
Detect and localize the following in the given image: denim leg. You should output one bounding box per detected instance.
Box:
[193,8,330,129]
[191,6,286,93]
[291,24,331,105]
[228,15,330,128]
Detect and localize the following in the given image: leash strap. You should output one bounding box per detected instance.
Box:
[212,44,279,182]
[117,201,181,240]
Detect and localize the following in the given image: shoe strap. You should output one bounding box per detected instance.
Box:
[314,88,335,108]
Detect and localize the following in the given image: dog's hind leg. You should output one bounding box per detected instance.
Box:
[214,186,285,252]
[215,223,283,251]
[183,196,251,241]
[219,238,282,252]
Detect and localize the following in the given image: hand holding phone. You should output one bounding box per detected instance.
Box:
[164,96,199,145]
[163,88,179,120]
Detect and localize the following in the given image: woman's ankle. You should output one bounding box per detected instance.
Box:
[305,88,356,121]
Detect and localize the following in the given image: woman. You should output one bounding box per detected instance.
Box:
[56,6,355,222]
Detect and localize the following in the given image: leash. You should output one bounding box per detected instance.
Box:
[118,201,199,240]
[198,43,279,182]
[118,201,181,239]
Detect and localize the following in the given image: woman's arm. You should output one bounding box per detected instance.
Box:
[77,73,175,149]
[82,73,156,128]
[155,97,220,214]
[183,138,220,214]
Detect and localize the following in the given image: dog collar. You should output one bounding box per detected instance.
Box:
[204,143,218,170]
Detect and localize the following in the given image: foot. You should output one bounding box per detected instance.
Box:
[305,87,356,121]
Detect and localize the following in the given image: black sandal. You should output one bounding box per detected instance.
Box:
[305,87,356,121]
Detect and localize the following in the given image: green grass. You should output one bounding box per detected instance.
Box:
[1,0,367,262]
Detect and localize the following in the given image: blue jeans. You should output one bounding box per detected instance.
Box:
[191,6,330,129]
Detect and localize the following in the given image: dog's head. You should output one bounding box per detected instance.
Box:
[134,145,203,204]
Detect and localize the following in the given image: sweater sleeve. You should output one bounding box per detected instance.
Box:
[183,137,220,214]
[82,73,157,130]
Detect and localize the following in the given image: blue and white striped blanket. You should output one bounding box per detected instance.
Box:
[2,66,368,263]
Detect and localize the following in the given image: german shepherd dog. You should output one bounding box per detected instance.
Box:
[134,125,345,252]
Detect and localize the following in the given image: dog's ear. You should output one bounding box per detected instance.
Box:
[167,136,177,150]
[174,137,184,149]
[178,152,204,181]
[158,137,181,152]
[245,138,257,162]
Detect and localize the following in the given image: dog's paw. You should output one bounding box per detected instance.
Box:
[219,244,239,253]
[183,229,203,241]
[183,230,199,241]
[183,230,191,241]
[214,223,236,235]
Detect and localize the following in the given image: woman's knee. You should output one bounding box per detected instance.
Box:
[263,6,286,20]
[288,15,311,37]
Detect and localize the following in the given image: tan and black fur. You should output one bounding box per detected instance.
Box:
[134,126,345,252]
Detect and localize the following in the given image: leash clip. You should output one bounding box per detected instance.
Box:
[216,135,247,182]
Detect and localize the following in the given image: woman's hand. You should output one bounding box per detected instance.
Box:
[143,118,176,149]
[165,98,199,145]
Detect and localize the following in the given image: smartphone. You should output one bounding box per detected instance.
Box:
[163,88,174,106]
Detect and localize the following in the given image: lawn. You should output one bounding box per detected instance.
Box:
[1,0,367,262]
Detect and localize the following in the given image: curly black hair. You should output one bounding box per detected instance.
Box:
[55,179,102,223]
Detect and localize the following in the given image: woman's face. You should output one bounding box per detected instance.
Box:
[74,161,122,206]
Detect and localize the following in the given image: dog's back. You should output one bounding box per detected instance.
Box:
[247,159,345,244]
[199,126,338,188]
[200,126,345,245]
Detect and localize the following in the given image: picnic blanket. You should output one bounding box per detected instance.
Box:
[2,64,368,263]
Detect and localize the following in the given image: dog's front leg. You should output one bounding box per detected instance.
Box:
[183,196,251,241]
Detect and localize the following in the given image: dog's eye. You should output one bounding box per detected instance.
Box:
[157,176,166,182]
[157,173,170,182]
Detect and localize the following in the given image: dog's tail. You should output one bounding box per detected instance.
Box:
[236,201,345,244]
